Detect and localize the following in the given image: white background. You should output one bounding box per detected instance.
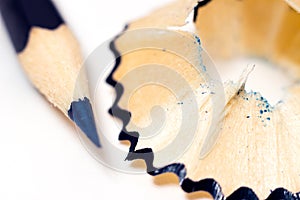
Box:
[0,0,200,199]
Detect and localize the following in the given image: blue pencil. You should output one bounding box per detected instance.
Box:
[0,0,101,147]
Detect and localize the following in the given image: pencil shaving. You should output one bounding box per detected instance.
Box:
[109,0,300,198]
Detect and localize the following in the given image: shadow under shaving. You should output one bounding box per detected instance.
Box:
[105,2,300,199]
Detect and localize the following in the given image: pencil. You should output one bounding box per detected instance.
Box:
[0,0,101,147]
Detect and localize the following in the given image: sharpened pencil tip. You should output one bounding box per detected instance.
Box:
[68,97,101,147]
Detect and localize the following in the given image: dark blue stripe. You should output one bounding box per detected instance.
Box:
[0,0,64,52]
[193,0,212,22]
